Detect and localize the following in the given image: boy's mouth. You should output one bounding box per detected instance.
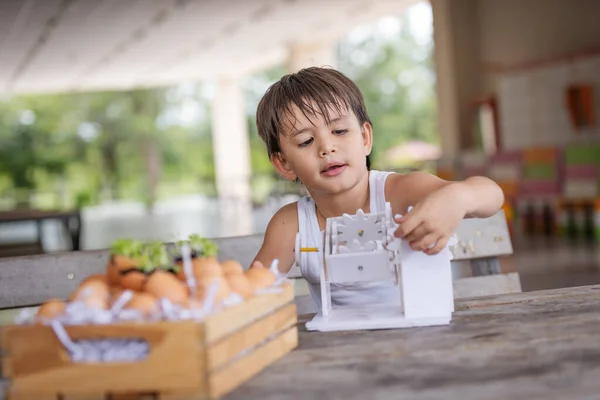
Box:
[321,162,347,176]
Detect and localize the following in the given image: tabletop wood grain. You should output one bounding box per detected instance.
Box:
[224,284,600,400]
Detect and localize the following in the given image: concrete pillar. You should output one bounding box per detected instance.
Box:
[431,0,461,159]
[431,0,482,156]
[287,41,337,72]
[211,77,253,237]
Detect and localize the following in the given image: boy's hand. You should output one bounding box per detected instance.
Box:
[394,183,466,255]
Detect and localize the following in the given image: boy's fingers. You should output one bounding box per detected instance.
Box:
[394,213,422,238]
[251,260,264,269]
[425,236,449,255]
[404,224,429,243]
[410,233,439,251]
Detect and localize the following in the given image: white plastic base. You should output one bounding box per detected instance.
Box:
[305,304,451,332]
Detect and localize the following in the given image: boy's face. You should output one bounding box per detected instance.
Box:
[271,100,373,196]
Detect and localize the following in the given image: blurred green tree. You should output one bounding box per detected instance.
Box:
[336,6,437,169]
[0,2,435,209]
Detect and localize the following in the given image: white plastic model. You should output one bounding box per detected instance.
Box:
[304,202,455,332]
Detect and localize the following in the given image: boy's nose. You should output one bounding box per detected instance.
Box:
[320,147,335,157]
[319,142,335,157]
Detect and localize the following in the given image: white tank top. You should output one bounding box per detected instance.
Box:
[296,170,402,311]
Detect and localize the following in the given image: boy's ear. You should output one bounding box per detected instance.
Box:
[361,122,373,156]
[270,152,297,181]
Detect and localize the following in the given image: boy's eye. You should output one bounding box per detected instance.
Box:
[334,129,348,135]
[298,138,314,148]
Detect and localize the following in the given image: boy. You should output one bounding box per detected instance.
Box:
[251,67,504,308]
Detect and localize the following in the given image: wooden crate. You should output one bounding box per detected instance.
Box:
[1,283,298,400]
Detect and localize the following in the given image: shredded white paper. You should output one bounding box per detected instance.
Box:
[180,242,197,298]
[51,320,150,363]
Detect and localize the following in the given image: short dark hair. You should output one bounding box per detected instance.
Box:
[256,67,372,158]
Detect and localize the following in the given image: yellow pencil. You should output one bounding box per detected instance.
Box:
[299,247,319,252]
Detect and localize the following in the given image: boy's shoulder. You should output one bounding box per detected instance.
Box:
[265,200,299,231]
[272,200,299,218]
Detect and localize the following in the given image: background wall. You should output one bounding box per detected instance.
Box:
[476,0,600,149]
[496,54,600,150]
[434,0,600,152]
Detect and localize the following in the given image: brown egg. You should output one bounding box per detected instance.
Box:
[71,279,110,310]
[175,261,188,281]
[69,279,110,308]
[109,286,125,299]
[107,255,138,286]
[124,292,159,316]
[226,274,253,299]
[193,258,223,278]
[197,276,231,303]
[221,260,244,276]
[85,295,110,310]
[36,299,65,319]
[119,270,147,291]
[106,262,121,286]
[109,286,134,307]
[76,275,113,309]
[245,267,276,291]
[112,254,139,269]
[178,257,223,281]
[145,270,189,306]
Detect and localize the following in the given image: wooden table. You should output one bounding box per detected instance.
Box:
[224,285,600,399]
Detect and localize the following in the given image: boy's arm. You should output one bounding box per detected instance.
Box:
[387,172,505,218]
[450,175,506,218]
[386,172,504,254]
[250,202,298,274]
